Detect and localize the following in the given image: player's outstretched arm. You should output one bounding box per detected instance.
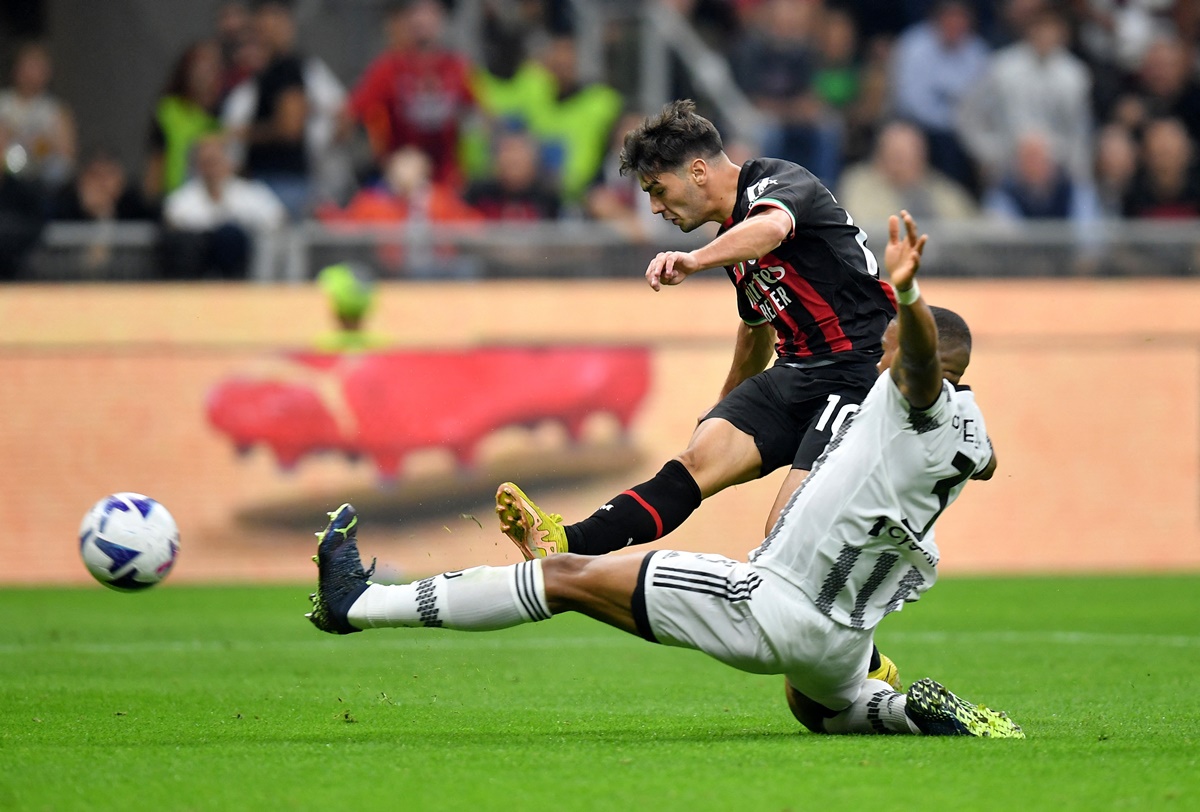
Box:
[645,208,792,291]
[884,211,941,410]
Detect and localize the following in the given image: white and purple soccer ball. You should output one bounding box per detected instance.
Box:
[79,493,180,591]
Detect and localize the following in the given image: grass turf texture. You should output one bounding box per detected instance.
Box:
[1,576,1197,811]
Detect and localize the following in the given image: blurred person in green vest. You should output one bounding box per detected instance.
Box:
[467,33,622,206]
[315,262,388,352]
[143,41,223,204]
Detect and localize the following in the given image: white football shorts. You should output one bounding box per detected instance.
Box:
[631,550,875,709]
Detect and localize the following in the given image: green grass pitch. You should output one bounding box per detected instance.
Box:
[2,575,1197,810]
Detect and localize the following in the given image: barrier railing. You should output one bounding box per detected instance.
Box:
[21,218,1200,283]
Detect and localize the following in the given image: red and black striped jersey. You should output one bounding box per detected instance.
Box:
[721,158,896,363]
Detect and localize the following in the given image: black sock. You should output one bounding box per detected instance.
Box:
[565,460,703,555]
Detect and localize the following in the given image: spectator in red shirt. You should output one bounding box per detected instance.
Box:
[341,0,475,185]
[319,146,481,276]
[323,146,480,225]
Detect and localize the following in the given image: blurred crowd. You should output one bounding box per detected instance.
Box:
[0,0,1198,280]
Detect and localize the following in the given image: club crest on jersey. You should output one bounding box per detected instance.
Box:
[746,177,779,204]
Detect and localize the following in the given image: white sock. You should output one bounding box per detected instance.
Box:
[822,679,920,735]
[346,560,551,631]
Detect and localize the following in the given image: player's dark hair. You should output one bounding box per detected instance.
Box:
[930,306,972,353]
[618,99,724,177]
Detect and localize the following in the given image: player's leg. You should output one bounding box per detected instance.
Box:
[764,466,809,536]
[539,552,648,633]
[762,360,880,535]
[497,417,761,559]
[307,502,650,636]
[798,678,1025,738]
[786,675,1023,738]
[677,416,765,494]
[787,679,894,733]
[763,598,913,734]
[345,552,649,635]
[307,503,552,634]
[789,678,918,735]
[758,361,905,690]
[754,584,913,734]
[630,550,785,673]
[778,623,911,734]
[497,370,794,560]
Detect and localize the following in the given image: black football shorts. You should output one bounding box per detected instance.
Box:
[704,357,879,473]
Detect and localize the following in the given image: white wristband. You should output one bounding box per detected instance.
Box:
[895,280,920,306]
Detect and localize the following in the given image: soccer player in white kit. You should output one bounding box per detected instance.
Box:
[306,211,1024,738]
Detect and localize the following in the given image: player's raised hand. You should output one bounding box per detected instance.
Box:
[883,210,928,293]
[645,251,699,291]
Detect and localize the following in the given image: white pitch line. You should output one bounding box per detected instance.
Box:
[0,629,1197,656]
[883,630,1200,648]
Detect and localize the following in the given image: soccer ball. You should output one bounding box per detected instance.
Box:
[79,493,180,591]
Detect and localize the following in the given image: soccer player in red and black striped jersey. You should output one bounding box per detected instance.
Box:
[497,99,897,568]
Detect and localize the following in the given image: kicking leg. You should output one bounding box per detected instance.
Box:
[498,418,761,559]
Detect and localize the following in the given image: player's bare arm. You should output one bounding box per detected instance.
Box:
[883,211,940,410]
[645,208,793,291]
[704,321,775,421]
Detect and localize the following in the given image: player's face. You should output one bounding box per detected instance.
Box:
[877,320,899,374]
[640,168,706,232]
[878,319,970,384]
[939,346,969,385]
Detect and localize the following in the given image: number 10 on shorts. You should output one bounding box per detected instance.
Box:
[815,394,859,436]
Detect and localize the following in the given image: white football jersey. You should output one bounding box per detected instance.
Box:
[750,371,992,630]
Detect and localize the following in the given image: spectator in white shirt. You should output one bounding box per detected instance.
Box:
[162,133,285,279]
[0,41,76,192]
[837,120,978,224]
[957,8,1094,186]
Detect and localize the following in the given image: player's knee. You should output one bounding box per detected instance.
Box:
[785,680,837,734]
[677,425,760,496]
[678,416,731,473]
[674,448,704,481]
[539,553,593,613]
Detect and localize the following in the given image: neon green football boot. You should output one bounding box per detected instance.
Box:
[905,678,1025,738]
[495,482,568,560]
[868,652,903,692]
